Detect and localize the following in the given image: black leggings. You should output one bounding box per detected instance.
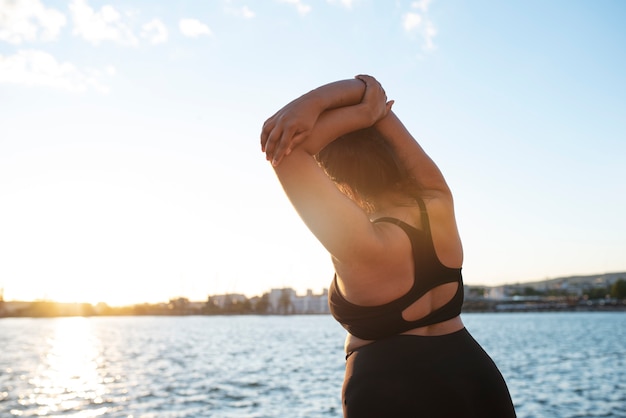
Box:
[343,328,516,418]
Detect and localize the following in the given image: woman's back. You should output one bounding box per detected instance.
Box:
[329,196,465,346]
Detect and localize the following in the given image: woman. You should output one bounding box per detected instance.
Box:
[261,75,516,417]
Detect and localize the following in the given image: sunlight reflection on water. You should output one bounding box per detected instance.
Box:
[15,318,110,416]
[2,315,346,417]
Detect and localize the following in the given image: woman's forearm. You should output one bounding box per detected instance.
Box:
[261,79,367,165]
[262,75,393,166]
[291,77,389,156]
[303,78,366,112]
[298,103,376,156]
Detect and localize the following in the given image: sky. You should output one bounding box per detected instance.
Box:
[1,0,625,306]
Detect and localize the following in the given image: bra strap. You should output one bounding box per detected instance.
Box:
[414,197,431,235]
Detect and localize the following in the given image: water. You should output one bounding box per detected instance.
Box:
[463,312,626,418]
[1,312,624,417]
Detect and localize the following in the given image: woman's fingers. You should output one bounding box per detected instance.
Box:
[262,121,283,161]
[272,130,291,165]
[355,74,376,86]
[271,129,309,166]
[270,121,304,165]
[261,116,277,152]
[262,111,312,165]
[356,75,386,98]
[355,74,391,122]
[263,122,292,164]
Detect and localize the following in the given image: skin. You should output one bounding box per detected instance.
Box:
[261,75,465,352]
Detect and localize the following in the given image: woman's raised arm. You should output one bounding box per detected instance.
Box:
[261,76,392,262]
[261,77,389,166]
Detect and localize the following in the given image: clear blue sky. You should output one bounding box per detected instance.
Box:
[1,0,625,305]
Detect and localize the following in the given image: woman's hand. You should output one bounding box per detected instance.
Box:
[356,74,394,125]
[260,76,391,166]
[260,94,323,166]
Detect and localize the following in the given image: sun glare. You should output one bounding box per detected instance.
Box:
[23,318,109,416]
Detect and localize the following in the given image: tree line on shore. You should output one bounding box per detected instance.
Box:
[1,279,625,318]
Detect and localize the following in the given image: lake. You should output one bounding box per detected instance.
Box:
[1,312,625,417]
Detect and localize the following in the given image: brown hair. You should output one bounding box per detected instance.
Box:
[315,127,419,212]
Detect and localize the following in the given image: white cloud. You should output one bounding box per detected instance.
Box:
[141,18,168,44]
[69,0,138,46]
[225,5,255,19]
[326,0,356,9]
[239,6,255,19]
[402,0,436,51]
[179,18,212,38]
[403,12,422,32]
[0,0,66,44]
[422,20,436,51]
[278,0,312,16]
[0,49,111,93]
[411,0,432,13]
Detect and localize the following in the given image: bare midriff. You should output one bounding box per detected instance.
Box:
[344,315,465,353]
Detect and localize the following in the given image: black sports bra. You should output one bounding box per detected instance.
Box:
[328,199,464,340]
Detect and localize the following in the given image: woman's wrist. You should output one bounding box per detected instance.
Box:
[306,79,366,112]
[354,103,379,127]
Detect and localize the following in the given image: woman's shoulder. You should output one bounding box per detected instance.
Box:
[420,193,464,269]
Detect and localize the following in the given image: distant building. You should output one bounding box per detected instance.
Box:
[486,286,509,300]
[292,288,330,314]
[208,293,248,309]
[268,288,296,314]
[268,288,329,314]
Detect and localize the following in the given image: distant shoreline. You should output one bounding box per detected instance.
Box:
[1,300,625,319]
[2,271,625,318]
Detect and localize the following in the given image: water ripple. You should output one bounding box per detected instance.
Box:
[1,313,625,417]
